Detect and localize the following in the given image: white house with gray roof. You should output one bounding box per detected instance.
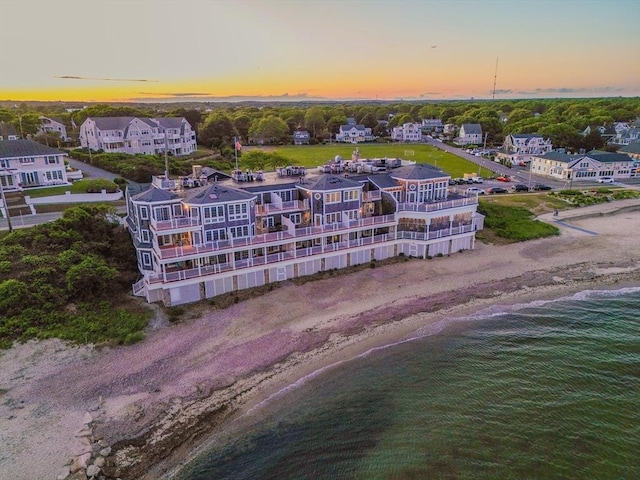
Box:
[455,124,483,145]
[335,124,373,143]
[392,123,422,142]
[0,139,69,193]
[80,116,197,156]
[126,163,483,306]
[529,150,637,181]
[39,116,69,141]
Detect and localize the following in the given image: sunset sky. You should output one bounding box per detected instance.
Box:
[1,0,639,103]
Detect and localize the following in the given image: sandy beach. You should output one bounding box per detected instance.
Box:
[1,199,639,480]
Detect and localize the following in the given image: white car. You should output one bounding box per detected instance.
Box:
[467,187,486,195]
[597,177,614,184]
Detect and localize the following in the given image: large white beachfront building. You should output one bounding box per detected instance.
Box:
[80,116,197,156]
[126,163,485,306]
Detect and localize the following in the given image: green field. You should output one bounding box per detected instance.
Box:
[246,143,492,179]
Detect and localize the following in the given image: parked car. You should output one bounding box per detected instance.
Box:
[533,184,552,191]
[513,184,529,192]
[597,177,614,184]
[473,177,484,184]
[487,187,508,194]
[496,176,511,182]
[467,187,486,195]
[448,179,457,185]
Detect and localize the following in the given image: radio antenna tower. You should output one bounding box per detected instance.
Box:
[492,57,499,100]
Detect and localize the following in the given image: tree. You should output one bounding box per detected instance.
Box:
[198,112,238,149]
[304,107,326,139]
[249,116,289,144]
[582,129,605,151]
[66,255,118,300]
[359,112,378,130]
[327,115,348,135]
[233,114,252,139]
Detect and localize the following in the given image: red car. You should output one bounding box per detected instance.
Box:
[496,176,511,182]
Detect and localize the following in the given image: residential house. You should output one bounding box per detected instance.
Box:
[421,119,443,133]
[495,133,553,165]
[0,122,19,141]
[608,126,640,146]
[392,123,422,142]
[346,117,357,126]
[126,164,484,306]
[529,150,637,181]
[456,124,483,145]
[293,130,310,145]
[39,116,69,140]
[335,124,373,143]
[0,139,69,193]
[80,116,197,156]
[618,141,640,161]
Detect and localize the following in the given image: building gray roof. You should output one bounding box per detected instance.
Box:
[242,182,299,193]
[302,174,363,191]
[586,152,634,163]
[340,124,367,131]
[510,133,543,139]
[461,123,482,134]
[0,121,18,139]
[183,183,255,205]
[390,163,448,180]
[132,187,180,203]
[366,174,400,189]
[618,142,640,155]
[0,139,66,158]
[537,151,579,163]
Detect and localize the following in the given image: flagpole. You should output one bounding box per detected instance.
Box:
[234,136,238,171]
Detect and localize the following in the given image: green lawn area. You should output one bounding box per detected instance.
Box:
[247,143,492,179]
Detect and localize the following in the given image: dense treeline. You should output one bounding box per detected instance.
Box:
[0,204,148,349]
[2,97,639,156]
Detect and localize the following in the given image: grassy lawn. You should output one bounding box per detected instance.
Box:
[480,192,569,215]
[23,182,93,197]
[245,143,492,179]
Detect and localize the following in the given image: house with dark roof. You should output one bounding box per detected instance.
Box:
[293,130,310,145]
[0,139,69,192]
[80,116,197,156]
[618,141,640,161]
[495,133,553,165]
[456,124,483,145]
[530,150,637,181]
[0,122,19,141]
[39,116,69,140]
[421,119,443,132]
[335,124,373,143]
[126,162,483,306]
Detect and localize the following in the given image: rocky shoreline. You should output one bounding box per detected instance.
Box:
[2,201,639,480]
[101,266,639,480]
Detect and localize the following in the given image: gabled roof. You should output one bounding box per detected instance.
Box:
[0,139,66,158]
[132,187,180,203]
[155,117,187,129]
[535,151,580,163]
[618,142,640,155]
[0,121,18,139]
[585,152,634,163]
[510,133,544,139]
[301,174,363,191]
[87,116,158,131]
[243,182,299,193]
[340,124,367,132]
[366,174,400,189]
[183,183,255,205]
[461,123,482,134]
[390,163,447,180]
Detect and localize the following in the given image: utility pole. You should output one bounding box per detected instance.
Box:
[492,57,499,100]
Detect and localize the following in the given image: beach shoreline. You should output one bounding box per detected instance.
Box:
[1,201,639,480]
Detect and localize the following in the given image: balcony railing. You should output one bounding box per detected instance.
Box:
[397,197,478,213]
[363,191,382,202]
[150,216,201,231]
[143,223,478,286]
[255,199,309,215]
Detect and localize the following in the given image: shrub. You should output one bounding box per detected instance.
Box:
[85,178,119,193]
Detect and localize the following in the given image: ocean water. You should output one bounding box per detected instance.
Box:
[174,288,640,480]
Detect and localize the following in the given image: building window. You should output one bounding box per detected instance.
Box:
[343,189,359,201]
[287,213,301,224]
[140,206,149,220]
[141,229,150,243]
[325,212,342,224]
[203,205,225,224]
[228,203,249,221]
[19,157,34,164]
[0,159,9,168]
[205,229,226,242]
[141,252,152,267]
[229,225,249,238]
[46,156,59,164]
[325,192,341,203]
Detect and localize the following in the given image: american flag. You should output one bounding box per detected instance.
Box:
[235,139,242,151]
